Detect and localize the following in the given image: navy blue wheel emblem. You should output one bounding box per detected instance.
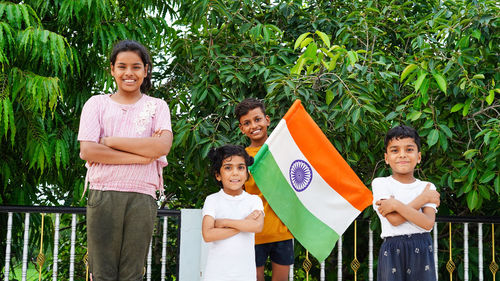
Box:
[289,160,313,192]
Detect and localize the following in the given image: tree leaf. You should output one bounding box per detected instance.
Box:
[315,30,330,48]
[326,89,334,105]
[414,72,427,92]
[352,107,360,124]
[303,42,318,59]
[294,32,311,50]
[432,72,447,94]
[438,124,453,138]
[427,129,439,147]
[466,190,478,211]
[495,176,500,195]
[300,37,314,49]
[400,64,418,82]
[347,50,357,66]
[262,26,270,43]
[485,90,494,105]
[450,103,464,113]
[479,171,495,183]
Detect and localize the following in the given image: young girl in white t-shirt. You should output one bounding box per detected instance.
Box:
[202,145,264,281]
[372,125,440,281]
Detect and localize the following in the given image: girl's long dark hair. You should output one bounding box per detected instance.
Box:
[110,40,153,93]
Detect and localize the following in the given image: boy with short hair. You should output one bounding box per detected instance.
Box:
[235,98,294,281]
[373,125,441,281]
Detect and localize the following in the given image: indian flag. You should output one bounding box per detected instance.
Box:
[249,100,373,262]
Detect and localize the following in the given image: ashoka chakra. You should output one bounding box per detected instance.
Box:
[289,159,313,192]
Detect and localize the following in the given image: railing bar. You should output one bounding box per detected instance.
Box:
[463,222,469,281]
[21,213,30,281]
[434,222,438,281]
[320,261,325,281]
[161,216,168,280]
[4,212,13,281]
[479,223,483,281]
[0,205,180,216]
[338,236,342,281]
[52,213,60,281]
[69,214,77,281]
[369,222,373,281]
[147,238,152,281]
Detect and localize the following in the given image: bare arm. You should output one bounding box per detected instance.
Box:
[214,210,264,233]
[377,183,439,226]
[202,215,240,242]
[101,130,173,158]
[79,141,154,165]
[377,198,436,230]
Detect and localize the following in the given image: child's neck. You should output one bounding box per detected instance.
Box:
[112,90,142,105]
[249,135,268,147]
[391,173,416,184]
[223,188,243,196]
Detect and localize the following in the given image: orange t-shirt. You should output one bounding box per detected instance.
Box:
[245,146,294,245]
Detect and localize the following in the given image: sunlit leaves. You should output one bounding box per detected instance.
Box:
[17,27,74,76]
[432,72,447,94]
[400,64,418,82]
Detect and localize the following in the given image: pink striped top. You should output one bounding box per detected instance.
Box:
[78,94,172,198]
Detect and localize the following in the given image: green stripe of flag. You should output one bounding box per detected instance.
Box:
[250,144,340,261]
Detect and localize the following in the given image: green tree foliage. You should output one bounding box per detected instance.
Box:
[168,0,499,212]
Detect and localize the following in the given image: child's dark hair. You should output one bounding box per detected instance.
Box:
[384,125,421,151]
[235,98,266,121]
[208,145,254,186]
[110,40,152,93]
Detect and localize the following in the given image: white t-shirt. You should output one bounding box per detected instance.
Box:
[372,176,437,238]
[202,190,264,281]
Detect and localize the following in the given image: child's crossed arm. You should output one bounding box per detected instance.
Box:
[376,183,440,230]
[202,210,264,242]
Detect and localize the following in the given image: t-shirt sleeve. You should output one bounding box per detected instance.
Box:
[372,178,392,212]
[422,182,438,212]
[202,195,216,219]
[252,195,264,214]
[153,99,172,133]
[78,96,101,143]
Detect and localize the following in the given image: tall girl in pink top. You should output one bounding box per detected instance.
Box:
[78,40,173,281]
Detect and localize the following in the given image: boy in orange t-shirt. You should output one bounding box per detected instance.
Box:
[235,98,294,281]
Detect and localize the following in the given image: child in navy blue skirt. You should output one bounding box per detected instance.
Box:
[373,125,441,281]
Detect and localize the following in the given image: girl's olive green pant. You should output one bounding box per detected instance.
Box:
[87,190,157,281]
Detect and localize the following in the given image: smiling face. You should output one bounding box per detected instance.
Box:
[385,137,421,183]
[215,155,248,196]
[111,51,148,96]
[239,107,271,147]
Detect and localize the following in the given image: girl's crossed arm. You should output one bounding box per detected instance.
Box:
[80,141,154,165]
[100,130,173,159]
